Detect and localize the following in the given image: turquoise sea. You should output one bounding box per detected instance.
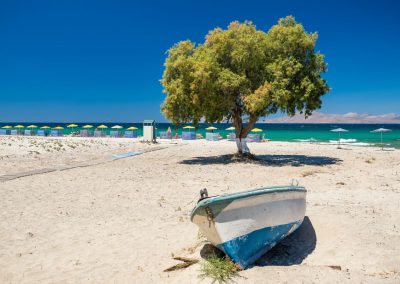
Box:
[1,123,400,149]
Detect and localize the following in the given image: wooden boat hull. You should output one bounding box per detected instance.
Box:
[190,186,306,268]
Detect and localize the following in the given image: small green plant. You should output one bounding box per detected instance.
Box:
[200,254,240,283]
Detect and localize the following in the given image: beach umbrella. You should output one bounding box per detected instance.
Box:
[251,128,263,133]
[53,126,64,130]
[67,124,78,128]
[27,125,38,128]
[2,125,12,129]
[14,125,24,129]
[82,125,93,129]
[371,128,392,150]
[183,125,195,132]
[126,126,138,130]
[97,124,108,129]
[206,126,217,133]
[40,126,51,129]
[226,126,235,131]
[111,125,123,129]
[330,128,348,148]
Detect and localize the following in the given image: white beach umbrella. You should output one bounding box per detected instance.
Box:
[371,128,392,150]
[330,128,348,148]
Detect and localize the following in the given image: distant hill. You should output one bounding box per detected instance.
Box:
[263,112,400,124]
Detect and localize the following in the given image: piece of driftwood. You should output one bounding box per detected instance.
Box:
[163,257,199,272]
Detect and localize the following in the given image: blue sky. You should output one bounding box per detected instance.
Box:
[1,0,399,122]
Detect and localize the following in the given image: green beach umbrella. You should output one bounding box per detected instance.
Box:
[14,125,24,129]
[2,125,12,129]
[126,126,138,130]
[251,128,263,133]
[27,125,38,128]
[82,125,93,129]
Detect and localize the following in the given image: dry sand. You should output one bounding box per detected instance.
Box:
[0,136,399,283]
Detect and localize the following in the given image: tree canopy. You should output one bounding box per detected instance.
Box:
[161,16,329,154]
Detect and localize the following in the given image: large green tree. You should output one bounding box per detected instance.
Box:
[161,16,329,156]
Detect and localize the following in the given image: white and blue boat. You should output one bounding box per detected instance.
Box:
[190,185,306,269]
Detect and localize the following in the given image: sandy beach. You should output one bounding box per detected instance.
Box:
[0,136,399,283]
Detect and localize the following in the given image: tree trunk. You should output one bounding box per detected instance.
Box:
[232,113,258,157]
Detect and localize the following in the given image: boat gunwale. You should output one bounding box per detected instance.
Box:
[190,185,306,221]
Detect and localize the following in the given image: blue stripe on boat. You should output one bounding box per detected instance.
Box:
[217,220,303,268]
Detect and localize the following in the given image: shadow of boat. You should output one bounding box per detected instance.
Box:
[199,216,316,267]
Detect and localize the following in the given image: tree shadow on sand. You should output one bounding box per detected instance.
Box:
[199,217,316,267]
[180,154,341,167]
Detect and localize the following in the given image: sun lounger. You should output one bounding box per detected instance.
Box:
[124,131,138,138]
[0,129,11,135]
[11,130,24,135]
[182,132,196,140]
[24,130,36,136]
[227,133,236,141]
[50,130,64,137]
[206,132,220,141]
[247,133,261,142]
[94,130,106,137]
[110,130,123,138]
[79,130,94,137]
[159,131,172,139]
[37,130,50,136]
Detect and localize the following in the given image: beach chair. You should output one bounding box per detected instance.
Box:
[159,131,172,139]
[227,133,236,141]
[247,134,261,142]
[124,131,138,138]
[0,129,11,135]
[79,130,94,137]
[206,132,219,141]
[50,130,64,137]
[94,130,106,137]
[182,132,196,140]
[110,130,123,138]
[24,130,36,136]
